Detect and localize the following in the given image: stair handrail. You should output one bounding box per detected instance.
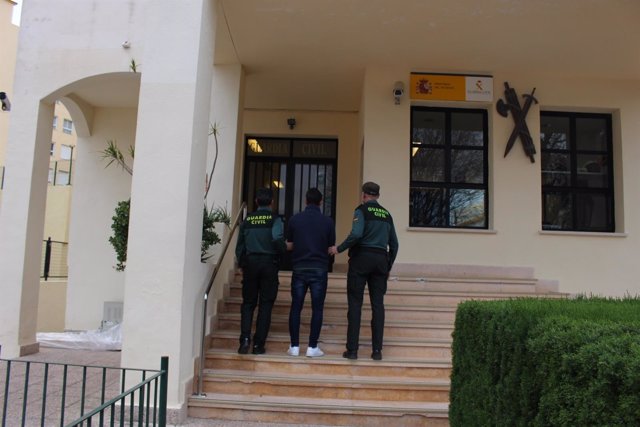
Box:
[195,202,246,396]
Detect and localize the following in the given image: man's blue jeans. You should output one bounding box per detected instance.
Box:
[288,268,328,348]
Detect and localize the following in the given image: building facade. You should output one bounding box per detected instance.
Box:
[0,0,639,419]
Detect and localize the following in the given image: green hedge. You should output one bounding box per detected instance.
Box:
[449,297,640,426]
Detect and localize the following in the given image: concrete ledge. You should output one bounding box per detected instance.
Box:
[19,341,40,356]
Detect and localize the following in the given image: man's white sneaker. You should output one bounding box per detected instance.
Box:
[287,346,299,356]
[306,346,325,357]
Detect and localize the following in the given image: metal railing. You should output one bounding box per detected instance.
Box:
[195,202,246,397]
[1,356,168,426]
[40,237,69,280]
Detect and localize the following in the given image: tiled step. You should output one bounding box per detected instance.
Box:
[201,369,450,402]
[203,351,452,379]
[209,330,452,359]
[227,282,560,307]
[220,297,458,322]
[233,271,544,294]
[216,312,455,340]
[189,393,449,427]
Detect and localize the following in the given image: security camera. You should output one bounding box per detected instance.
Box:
[393,81,404,105]
[0,92,10,111]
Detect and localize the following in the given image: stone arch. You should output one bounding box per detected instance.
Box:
[43,72,141,138]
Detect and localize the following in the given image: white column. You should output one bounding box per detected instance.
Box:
[119,0,217,417]
[0,100,53,358]
[208,64,245,213]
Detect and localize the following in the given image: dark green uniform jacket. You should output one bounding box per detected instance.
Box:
[235,207,286,261]
[337,200,399,267]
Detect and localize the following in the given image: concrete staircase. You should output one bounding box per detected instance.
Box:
[188,265,564,426]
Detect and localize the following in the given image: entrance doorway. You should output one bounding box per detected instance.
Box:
[242,137,338,270]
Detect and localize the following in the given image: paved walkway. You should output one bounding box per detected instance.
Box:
[1,348,332,427]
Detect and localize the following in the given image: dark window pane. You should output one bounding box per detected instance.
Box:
[576,117,608,151]
[576,154,608,188]
[576,193,612,231]
[410,187,446,227]
[411,148,444,182]
[451,112,484,147]
[541,152,571,186]
[412,110,445,145]
[450,189,486,228]
[540,116,570,150]
[451,150,483,184]
[542,193,573,230]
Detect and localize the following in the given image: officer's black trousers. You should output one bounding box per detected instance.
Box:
[240,257,279,348]
[345,251,388,352]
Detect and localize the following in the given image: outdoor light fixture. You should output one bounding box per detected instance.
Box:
[0,92,10,111]
[393,81,404,105]
[287,117,296,130]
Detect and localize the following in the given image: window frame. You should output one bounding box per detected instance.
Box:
[409,106,489,229]
[62,118,73,134]
[540,111,615,232]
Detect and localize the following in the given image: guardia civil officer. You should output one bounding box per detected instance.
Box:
[235,188,286,355]
[329,182,399,360]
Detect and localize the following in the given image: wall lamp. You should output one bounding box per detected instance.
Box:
[287,117,296,130]
[393,81,404,105]
[0,92,10,111]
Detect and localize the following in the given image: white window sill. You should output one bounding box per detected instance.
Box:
[406,227,497,235]
[539,230,627,238]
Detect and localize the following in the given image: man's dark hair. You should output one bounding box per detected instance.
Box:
[306,188,323,206]
[255,188,273,207]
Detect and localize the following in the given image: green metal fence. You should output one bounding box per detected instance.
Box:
[0,356,168,426]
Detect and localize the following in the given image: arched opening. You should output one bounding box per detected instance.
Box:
[36,72,141,337]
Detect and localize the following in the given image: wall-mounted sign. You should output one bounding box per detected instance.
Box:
[410,73,493,102]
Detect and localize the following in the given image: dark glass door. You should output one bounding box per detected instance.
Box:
[243,137,338,270]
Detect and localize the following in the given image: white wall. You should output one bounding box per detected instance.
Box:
[66,107,136,331]
[361,67,640,297]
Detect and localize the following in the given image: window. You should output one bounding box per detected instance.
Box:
[52,116,58,129]
[410,107,488,228]
[56,171,70,186]
[50,143,55,156]
[62,119,73,134]
[60,145,73,160]
[541,112,614,232]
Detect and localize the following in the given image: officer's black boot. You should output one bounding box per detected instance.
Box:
[238,337,250,354]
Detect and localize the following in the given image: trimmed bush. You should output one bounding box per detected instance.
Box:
[450,297,640,427]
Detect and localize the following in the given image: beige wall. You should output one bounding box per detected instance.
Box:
[37,280,66,332]
[0,0,18,192]
[43,185,72,241]
[0,0,17,162]
[361,67,640,297]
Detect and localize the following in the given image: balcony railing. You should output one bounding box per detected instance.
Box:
[41,238,68,280]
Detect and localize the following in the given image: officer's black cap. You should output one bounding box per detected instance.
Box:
[362,182,380,196]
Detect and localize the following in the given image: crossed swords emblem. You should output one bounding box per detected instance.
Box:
[496,82,537,163]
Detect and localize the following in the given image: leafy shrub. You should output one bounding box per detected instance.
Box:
[450,297,640,426]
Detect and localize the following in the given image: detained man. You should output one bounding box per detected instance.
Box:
[286,188,336,357]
